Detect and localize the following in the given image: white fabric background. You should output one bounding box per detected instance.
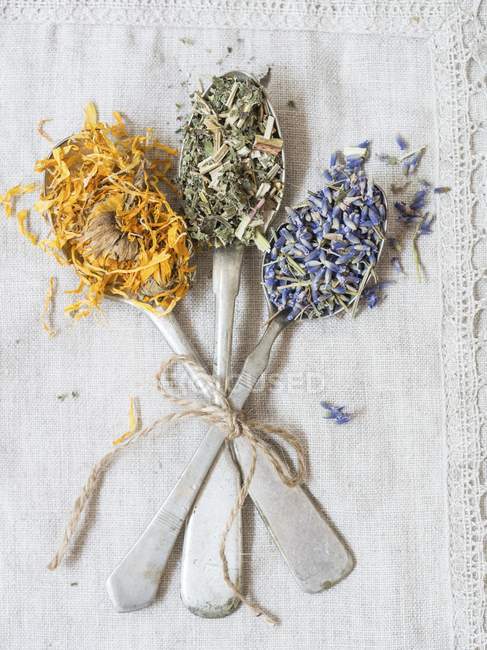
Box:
[0,1,484,649]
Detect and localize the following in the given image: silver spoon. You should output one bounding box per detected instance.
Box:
[44,134,353,611]
[105,184,386,613]
[42,138,217,402]
[179,70,285,618]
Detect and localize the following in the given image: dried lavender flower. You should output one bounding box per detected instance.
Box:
[362,282,390,308]
[395,134,408,151]
[387,237,402,253]
[418,212,435,236]
[391,256,403,273]
[179,74,284,248]
[320,401,352,425]
[263,148,386,321]
[400,146,425,176]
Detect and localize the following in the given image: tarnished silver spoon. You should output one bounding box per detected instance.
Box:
[179,70,285,619]
[105,181,386,614]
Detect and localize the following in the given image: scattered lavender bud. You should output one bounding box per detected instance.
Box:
[400,147,425,176]
[363,287,379,308]
[362,282,391,309]
[391,256,403,273]
[410,188,429,210]
[375,134,448,281]
[320,401,352,425]
[388,237,402,253]
[395,134,408,151]
[418,212,435,236]
[395,200,418,224]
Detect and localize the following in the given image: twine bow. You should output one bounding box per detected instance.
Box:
[48,354,307,624]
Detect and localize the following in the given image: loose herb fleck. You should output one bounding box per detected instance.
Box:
[263,146,386,321]
[37,118,54,143]
[57,391,79,401]
[179,74,284,248]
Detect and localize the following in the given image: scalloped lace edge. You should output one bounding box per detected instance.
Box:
[431,3,486,648]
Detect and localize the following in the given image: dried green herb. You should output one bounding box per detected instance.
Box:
[179,74,284,248]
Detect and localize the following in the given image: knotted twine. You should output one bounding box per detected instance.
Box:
[48,354,307,624]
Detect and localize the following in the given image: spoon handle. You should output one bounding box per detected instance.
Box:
[107,311,352,612]
[212,245,245,390]
[145,310,213,401]
[106,311,284,613]
[228,314,353,593]
[181,246,244,618]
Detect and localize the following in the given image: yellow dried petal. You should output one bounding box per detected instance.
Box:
[112,397,138,446]
[16,209,38,245]
[84,102,98,128]
[41,276,57,337]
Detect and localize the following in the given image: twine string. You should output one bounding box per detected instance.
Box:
[48,354,307,624]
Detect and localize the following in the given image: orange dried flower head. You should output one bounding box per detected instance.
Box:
[34,104,194,318]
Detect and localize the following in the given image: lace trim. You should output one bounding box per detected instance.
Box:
[0,0,453,32]
[1,0,485,647]
[432,3,487,648]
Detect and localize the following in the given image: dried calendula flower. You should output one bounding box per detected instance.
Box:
[179,74,284,249]
[2,105,194,319]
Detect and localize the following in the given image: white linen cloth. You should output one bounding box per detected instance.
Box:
[0,1,485,648]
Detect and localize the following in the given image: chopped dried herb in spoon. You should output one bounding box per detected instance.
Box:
[179,74,284,249]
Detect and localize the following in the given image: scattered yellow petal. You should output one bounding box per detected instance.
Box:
[41,276,57,337]
[83,102,98,128]
[0,182,37,217]
[17,209,38,245]
[112,397,138,446]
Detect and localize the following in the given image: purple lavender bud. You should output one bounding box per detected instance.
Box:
[320,401,352,424]
[410,189,428,210]
[395,134,408,150]
[391,257,403,273]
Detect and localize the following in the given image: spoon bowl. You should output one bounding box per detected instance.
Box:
[262,184,388,322]
[179,70,286,239]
